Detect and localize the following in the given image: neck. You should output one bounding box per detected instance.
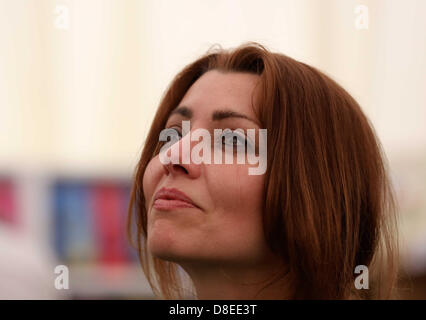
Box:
[180,260,291,300]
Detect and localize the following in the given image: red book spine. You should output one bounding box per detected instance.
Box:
[0,179,18,226]
[91,183,127,265]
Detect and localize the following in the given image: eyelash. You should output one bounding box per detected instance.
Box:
[162,126,250,152]
[219,131,247,148]
[166,126,183,138]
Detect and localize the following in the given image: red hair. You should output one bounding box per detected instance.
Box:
[128,42,399,299]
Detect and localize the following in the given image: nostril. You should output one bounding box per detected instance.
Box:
[172,164,189,175]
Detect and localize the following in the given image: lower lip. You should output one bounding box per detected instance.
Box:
[153,199,196,210]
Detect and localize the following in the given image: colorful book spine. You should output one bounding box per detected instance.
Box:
[53,182,95,263]
[0,179,18,226]
[53,179,135,265]
[91,183,128,264]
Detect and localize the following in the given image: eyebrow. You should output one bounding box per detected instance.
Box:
[170,106,259,125]
[170,106,193,118]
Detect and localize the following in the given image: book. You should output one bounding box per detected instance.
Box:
[0,179,17,226]
[53,181,95,263]
[91,182,128,265]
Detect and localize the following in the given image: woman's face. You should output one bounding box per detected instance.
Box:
[143,70,273,268]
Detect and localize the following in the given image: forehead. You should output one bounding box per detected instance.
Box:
[177,70,260,119]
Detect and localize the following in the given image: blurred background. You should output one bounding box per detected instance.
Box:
[0,0,425,299]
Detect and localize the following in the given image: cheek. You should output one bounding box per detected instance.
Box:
[206,163,265,243]
[209,164,264,212]
[203,164,267,262]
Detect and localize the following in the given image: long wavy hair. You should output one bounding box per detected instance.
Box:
[128,42,399,299]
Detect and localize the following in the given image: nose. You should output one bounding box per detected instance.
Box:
[161,131,202,179]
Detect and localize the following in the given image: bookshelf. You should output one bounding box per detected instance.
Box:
[0,172,155,299]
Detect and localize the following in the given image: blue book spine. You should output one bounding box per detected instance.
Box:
[53,182,95,263]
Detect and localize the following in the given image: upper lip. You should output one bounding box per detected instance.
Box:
[153,187,199,208]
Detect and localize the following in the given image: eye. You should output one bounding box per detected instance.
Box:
[158,127,182,150]
[221,130,246,148]
[164,127,182,140]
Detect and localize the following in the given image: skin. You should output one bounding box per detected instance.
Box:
[142,70,288,299]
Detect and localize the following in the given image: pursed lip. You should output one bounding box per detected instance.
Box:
[153,187,200,210]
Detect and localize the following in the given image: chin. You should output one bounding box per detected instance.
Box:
[147,226,185,262]
[148,241,177,261]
